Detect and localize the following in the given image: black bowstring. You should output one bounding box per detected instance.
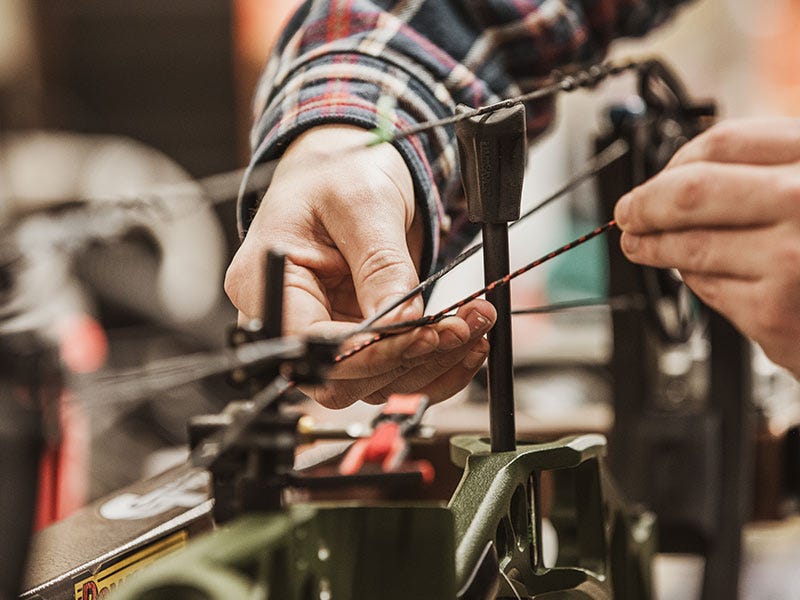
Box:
[511,294,647,316]
[68,139,627,407]
[335,220,617,362]
[7,160,280,265]
[74,160,278,212]
[356,293,643,334]
[354,138,629,335]
[74,337,305,409]
[189,376,295,470]
[133,376,295,493]
[352,140,628,335]
[389,59,643,142]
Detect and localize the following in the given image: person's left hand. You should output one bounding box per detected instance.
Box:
[614,117,800,377]
[225,125,494,408]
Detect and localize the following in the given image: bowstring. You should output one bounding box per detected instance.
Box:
[511,294,647,316]
[68,57,641,411]
[335,220,617,363]
[75,160,278,211]
[354,138,628,335]
[189,376,295,470]
[57,57,647,509]
[69,140,627,408]
[73,337,306,409]
[70,220,619,410]
[388,59,644,142]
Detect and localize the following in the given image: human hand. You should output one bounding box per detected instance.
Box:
[614,117,800,377]
[225,125,495,407]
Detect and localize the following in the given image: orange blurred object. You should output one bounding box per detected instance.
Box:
[35,312,104,528]
[756,0,800,116]
[231,0,304,160]
[34,393,90,529]
[57,314,108,375]
[233,0,302,62]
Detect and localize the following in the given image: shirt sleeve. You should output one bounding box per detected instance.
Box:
[239,0,692,277]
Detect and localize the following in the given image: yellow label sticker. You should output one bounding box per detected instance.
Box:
[73,531,187,599]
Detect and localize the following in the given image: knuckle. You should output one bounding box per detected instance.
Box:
[700,122,736,159]
[755,301,786,338]
[395,357,417,374]
[363,388,391,405]
[776,174,800,213]
[675,168,707,214]
[328,171,395,207]
[224,259,251,310]
[355,247,411,287]
[684,273,720,307]
[425,352,455,374]
[223,263,239,303]
[623,187,646,230]
[682,231,712,271]
[353,345,390,379]
[668,141,693,167]
[776,240,800,279]
[312,385,353,410]
[751,280,789,338]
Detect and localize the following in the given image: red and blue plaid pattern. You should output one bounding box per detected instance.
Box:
[239,0,690,278]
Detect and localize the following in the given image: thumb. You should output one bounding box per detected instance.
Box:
[328,201,422,320]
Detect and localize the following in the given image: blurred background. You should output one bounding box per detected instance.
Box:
[0,0,303,504]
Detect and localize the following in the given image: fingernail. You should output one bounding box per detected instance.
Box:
[462,344,488,370]
[403,337,437,360]
[439,329,464,351]
[615,194,631,227]
[466,310,492,334]
[621,233,640,254]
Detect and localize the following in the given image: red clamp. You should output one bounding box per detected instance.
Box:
[339,394,433,482]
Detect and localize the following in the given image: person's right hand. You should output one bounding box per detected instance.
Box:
[225,125,496,408]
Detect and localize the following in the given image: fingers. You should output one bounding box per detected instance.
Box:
[308,299,496,409]
[616,118,800,237]
[363,338,490,405]
[360,307,494,404]
[314,321,442,381]
[323,182,422,320]
[668,117,800,168]
[416,339,490,403]
[292,124,420,320]
[615,162,786,235]
[620,227,771,279]
[681,271,800,376]
[226,199,347,324]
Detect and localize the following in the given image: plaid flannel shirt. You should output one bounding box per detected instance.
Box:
[239,0,690,279]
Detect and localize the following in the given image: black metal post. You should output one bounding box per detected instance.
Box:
[455,103,526,453]
[482,223,515,452]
